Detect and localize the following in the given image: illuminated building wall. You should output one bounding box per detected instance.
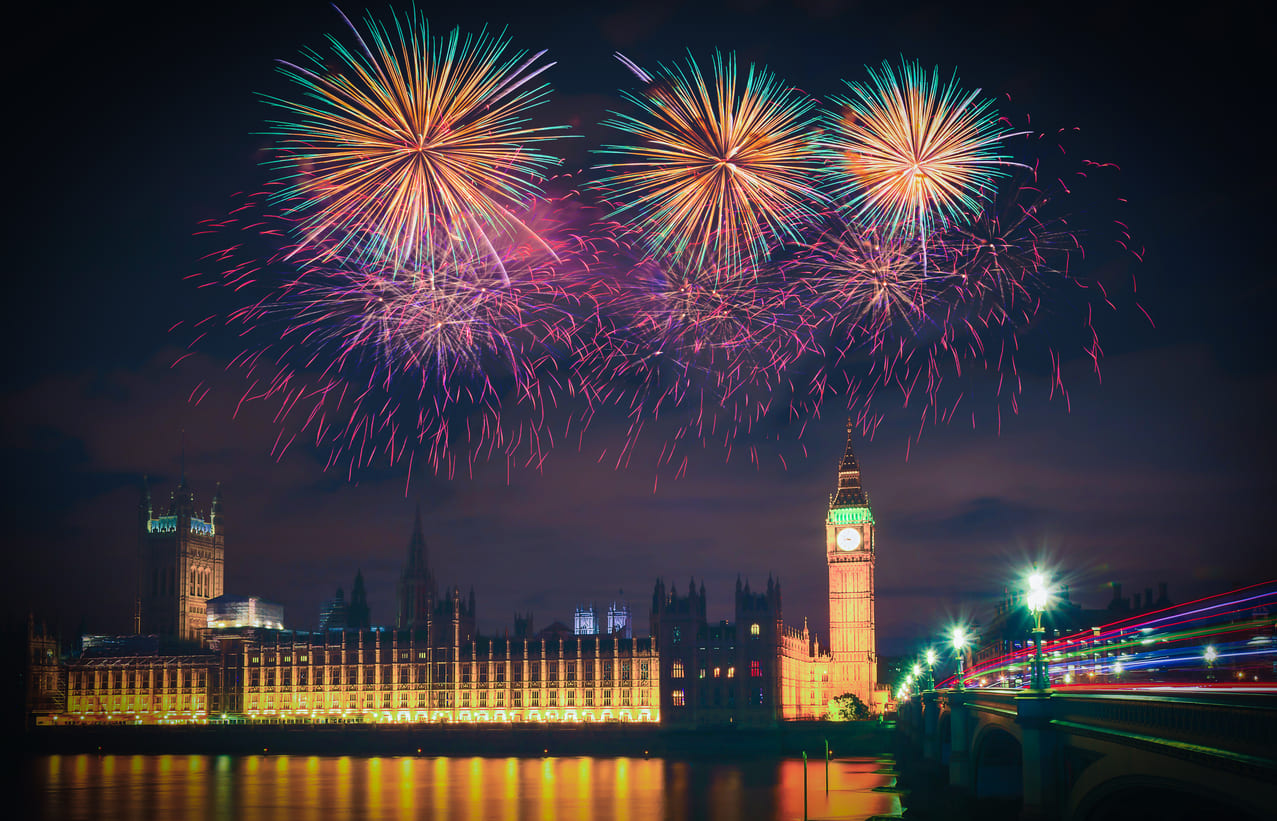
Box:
[66,654,219,723]
[137,476,224,641]
[59,630,659,725]
[778,622,833,720]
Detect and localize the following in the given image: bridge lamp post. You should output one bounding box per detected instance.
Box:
[952,627,969,690]
[1026,572,1051,691]
[924,648,937,691]
[1204,645,1218,682]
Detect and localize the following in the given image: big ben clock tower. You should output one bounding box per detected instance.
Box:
[826,419,877,705]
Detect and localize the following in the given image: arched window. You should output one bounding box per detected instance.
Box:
[751,623,760,637]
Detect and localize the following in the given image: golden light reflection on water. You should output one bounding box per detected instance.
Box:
[31,752,900,821]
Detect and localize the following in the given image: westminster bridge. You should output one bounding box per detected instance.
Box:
[895,686,1276,821]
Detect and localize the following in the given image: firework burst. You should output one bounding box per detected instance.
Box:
[797,223,937,344]
[823,59,1027,253]
[596,52,825,272]
[262,8,569,272]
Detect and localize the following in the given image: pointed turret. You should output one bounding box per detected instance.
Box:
[139,475,153,524]
[831,417,868,508]
[210,482,222,531]
[407,504,427,571]
[348,569,371,629]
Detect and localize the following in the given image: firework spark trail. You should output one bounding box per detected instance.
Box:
[596,52,826,273]
[262,8,569,273]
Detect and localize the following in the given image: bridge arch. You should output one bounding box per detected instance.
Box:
[970,725,1022,800]
[1075,774,1266,821]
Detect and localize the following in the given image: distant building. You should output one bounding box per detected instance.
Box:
[607,601,632,638]
[207,595,284,631]
[573,604,598,636]
[318,588,349,631]
[136,473,225,641]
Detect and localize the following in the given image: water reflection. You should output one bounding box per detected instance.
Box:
[29,753,900,821]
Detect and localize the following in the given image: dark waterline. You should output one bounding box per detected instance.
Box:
[28,753,902,820]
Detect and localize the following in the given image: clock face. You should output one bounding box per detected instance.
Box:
[836,527,862,551]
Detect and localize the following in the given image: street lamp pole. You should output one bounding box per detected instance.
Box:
[924,648,936,691]
[952,627,967,690]
[1027,572,1051,691]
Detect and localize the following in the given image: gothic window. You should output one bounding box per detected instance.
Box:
[671,689,686,706]
[566,661,576,682]
[672,627,681,645]
[751,660,761,677]
[566,690,574,707]
[585,690,594,707]
[671,660,684,679]
[751,623,760,637]
[728,666,736,678]
[640,661,649,681]
[603,690,612,707]
[548,690,557,707]
[513,691,522,708]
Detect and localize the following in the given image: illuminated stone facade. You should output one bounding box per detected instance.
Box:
[137,476,225,641]
[62,630,659,725]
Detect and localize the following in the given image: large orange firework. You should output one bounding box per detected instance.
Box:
[263,8,569,274]
[824,59,1026,247]
[596,52,825,273]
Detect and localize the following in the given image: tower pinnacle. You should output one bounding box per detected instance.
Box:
[831,417,868,508]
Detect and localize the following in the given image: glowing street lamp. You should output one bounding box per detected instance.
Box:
[1204,645,1218,682]
[952,627,968,690]
[1026,570,1052,691]
[924,648,937,691]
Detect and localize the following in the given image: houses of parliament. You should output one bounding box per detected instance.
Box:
[39,423,888,727]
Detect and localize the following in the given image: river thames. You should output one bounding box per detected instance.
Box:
[28,753,902,820]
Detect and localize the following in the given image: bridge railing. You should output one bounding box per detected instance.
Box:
[1045,689,1277,763]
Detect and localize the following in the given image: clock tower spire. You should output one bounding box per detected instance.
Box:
[826,418,877,706]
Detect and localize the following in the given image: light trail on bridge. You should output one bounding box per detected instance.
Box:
[935,580,1277,690]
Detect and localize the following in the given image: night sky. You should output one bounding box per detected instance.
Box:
[6,0,1273,656]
